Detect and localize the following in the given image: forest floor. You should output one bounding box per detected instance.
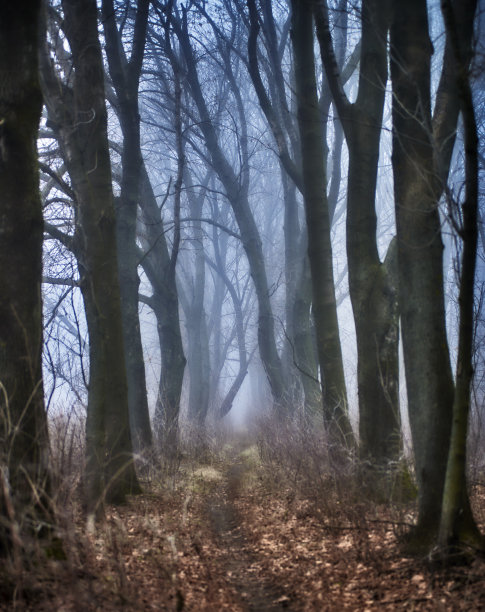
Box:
[1,432,485,611]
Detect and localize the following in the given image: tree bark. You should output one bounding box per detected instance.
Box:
[438,0,483,554]
[291,0,354,446]
[43,0,142,513]
[102,0,152,452]
[0,0,53,553]
[315,0,401,465]
[390,0,455,544]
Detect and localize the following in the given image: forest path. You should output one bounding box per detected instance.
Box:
[9,437,485,611]
[203,445,291,611]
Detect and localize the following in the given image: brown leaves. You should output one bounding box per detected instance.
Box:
[3,458,485,611]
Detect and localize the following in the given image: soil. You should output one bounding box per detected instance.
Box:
[1,442,485,611]
[205,457,291,610]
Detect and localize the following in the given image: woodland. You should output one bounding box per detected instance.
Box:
[1,0,485,609]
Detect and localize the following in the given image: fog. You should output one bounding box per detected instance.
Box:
[39,0,485,457]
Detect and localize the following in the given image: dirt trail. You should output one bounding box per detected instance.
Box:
[205,452,291,611]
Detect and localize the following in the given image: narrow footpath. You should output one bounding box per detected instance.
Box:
[204,454,291,611]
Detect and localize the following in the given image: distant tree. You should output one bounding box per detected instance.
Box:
[179,169,211,425]
[244,0,363,426]
[139,12,187,453]
[0,0,53,553]
[164,2,291,415]
[245,0,321,416]
[204,198,252,419]
[137,165,186,457]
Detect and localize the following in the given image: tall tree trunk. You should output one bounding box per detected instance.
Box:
[0,0,53,553]
[184,172,211,424]
[292,253,321,416]
[291,0,354,446]
[102,0,152,451]
[390,0,455,544]
[315,0,401,464]
[280,170,305,410]
[138,166,186,457]
[207,209,229,411]
[58,0,141,512]
[438,0,483,553]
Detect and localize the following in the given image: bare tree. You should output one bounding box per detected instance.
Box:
[438,0,484,554]
[314,0,401,465]
[390,0,480,550]
[291,0,354,446]
[0,0,54,554]
[102,0,153,451]
[41,0,141,516]
[162,2,290,414]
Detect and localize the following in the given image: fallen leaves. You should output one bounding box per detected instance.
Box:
[2,448,485,611]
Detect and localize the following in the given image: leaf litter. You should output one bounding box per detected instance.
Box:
[1,448,484,611]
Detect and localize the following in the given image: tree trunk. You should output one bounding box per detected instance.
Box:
[184,173,211,424]
[438,0,483,554]
[60,0,141,512]
[0,0,53,553]
[291,0,354,446]
[102,0,152,452]
[292,254,321,416]
[390,0,454,544]
[280,170,305,411]
[138,166,186,457]
[207,211,229,411]
[315,0,401,465]
[206,238,250,419]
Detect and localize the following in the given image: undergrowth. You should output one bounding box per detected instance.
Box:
[253,413,418,540]
[1,408,484,610]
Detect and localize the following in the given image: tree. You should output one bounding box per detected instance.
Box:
[291,0,354,446]
[102,0,153,451]
[0,0,53,553]
[245,0,321,416]
[204,199,252,418]
[390,0,480,549]
[41,0,141,516]
[137,165,186,456]
[245,0,363,425]
[438,0,484,554]
[163,2,291,414]
[314,0,401,465]
[180,170,211,425]
[138,13,187,452]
